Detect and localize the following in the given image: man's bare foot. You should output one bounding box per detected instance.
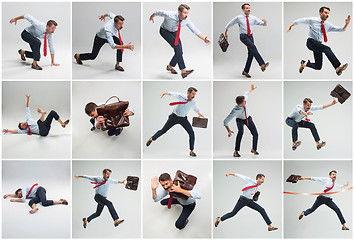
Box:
[37,108,46,114]
[29,207,39,214]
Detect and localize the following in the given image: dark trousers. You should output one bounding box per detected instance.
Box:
[37,110,60,136]
[159,27,186,70]
[21,30,41,61]
[152,113,195,150]
[80,34,123,62]
[28,186,54,207]
[221,196,272,225]
[240,34,265,73]
[107,127,122,136]
[160,197,196,230]
[235,116,258,151]
[285,117,320,142]
[306,38,341,70]
[304,196,346,224]
[87,194,119,222]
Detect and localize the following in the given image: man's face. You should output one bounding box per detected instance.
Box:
[20,122,28,129]
[187,90,197,100]
[160,179,173,192]
[330,172,337,181]
[257,176,265,185]
[242,5,251,15]
[46,25,56,34]
[178,8,189,20]
[17,190,23,198]
[303,102,312,111]
[89,108,98,119]
[103,171,111,180]
[320,9,330,21]
[114,20,124,30]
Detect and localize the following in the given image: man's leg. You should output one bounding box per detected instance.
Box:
[87,197,105,223]
[285,118,299,142]
[36,187,54,207]
[160,197,179,206]
[246,116,259,151]
[79,35,106,61]
[318,43,341,70]
[95,194,119,221]
[21,30,41,66]
[151,114,179,141]
[303,196,325,217]
[325,199,346,225]
[299,121,320,142]
[235,119,245,151]
[107,127,122,136]
[179,117,195,151]
[220,197,247,222]
[112,36,123,68]
[306,39,324,70]
[240,35,265,73]
[28,195,41,214]
[38,110,65,136]
[247,201,272,225]
[175,203,196,230]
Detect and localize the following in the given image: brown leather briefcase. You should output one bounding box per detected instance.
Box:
[330,84,351,104]
[170,170,197,200]
[218,33,229,52]
[192,117,208,128]
[125,176,139,191]
[286,174,302,183]
[97,96,130,131]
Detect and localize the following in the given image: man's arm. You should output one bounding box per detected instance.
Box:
[170,182,192,198]
[197,33,210,45]
[300,177,311,180]
[10,15,24,25]
[224,16,239,38]
[249,83,257,93]
[2,129,18,134]
[10,198,24,202]
[151,176,159,200]
[343,15,351,31]
[3,194,17,198]
[25,94,30,108]
[323,99,337,109]
[98,13,111,22]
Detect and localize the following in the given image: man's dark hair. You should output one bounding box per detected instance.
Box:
[18,123,24,130]
[303,98,313,104]
[178,4,190,12]
[236,96,245,105]
[242,3,250,9]
[329,170,337,176]
[159,173,171,182]
[256,173,265,179]
[103,168,112,174]
[114,15,125,23]
[15,188,22,196]
[187,87,198,93]
[85,102,97,116]
[47,20,58,27]
[319,6,330,13]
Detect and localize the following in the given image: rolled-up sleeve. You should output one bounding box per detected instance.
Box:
[226,16,239,30]
[310,105,324,111]
[105,31,116,49]
[328,22,344,32]
[244,91,250,101]
[83,175,97,181]
[110,179,119,184]
[154,10,168,17]
[168,91,182,99]
[108,12,116,19]
[24,14,41,27]
[189,188,201,199]
[294,17,311,25]
[128,107,135,116]
[154,189,168,202]
[311,177,326,184]
[186,19,201,36]
[254,17,265,26]
[234,173,254,183]
[25,107,32,122]
[224,109,237,127]
[47,34,55,54]
[192,102,200,114]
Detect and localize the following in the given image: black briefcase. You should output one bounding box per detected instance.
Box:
[218,33,229,52]
[192,117,208,128]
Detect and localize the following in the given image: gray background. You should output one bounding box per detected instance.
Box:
[2,160,71,238]
[2,2,71,79]
[72,2,141,79]
[72,81,141,159]
[284,2,352,79]
[213,2,282,79]
[284,81,352,159]
[213,81,282,159]
[72,160,141,238]
[284,160,352,238]
[213,160,282,238]
[143,2,212,79]
[143,81,212,159]
[2,81,71,159]
[143,160,212,238]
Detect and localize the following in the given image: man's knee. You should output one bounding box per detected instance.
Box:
[173,45,183,55]
[314,64,322,70]
[175,219,185,230]
[237,128,244,135]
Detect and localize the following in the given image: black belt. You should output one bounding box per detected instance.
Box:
[172,113,184,118]
[240,195,252,201]
[240,34,253,36]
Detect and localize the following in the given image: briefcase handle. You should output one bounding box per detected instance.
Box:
[104,96,121,105]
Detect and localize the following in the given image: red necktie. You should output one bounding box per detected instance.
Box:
[26,183,38,198]
[91,180,107,188]
[167,195,173,209]
[243,103,249,127]
[246,16,251,36]
[118,30,124,53]
[321,21,327,43]
[170,99,189,106]
[304,111,311,123]
[242,184,258,192]
[26,125,32,135]
[174,20,182,46]
[43,33,47,57]
[324,180,335,192]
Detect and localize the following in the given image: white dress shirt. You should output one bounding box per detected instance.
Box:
[17,107,40,134]
[311,177,343,198]
[226,14,265,35]
[83,175,118,197]
[154,10,201,36]
[154,187,201,205]
[24,14,55,54]
[234,173,259,199]
[293,17,344,42]
[224,91,250,126]
[287,104,323,123]
[96,12,120,49]
[21,184,39,201]
[168,92,200,117]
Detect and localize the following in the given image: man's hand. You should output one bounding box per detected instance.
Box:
[118,180,125,184]
[170,182,182,193]
[151,176,159,190]
[98,14,107,21]
[97,116,105,123]
[345,15,351,25]
[224,29,228,39]
[250,83,257,92]
[306,112,313,116]
[3,194,9,199]
[287,24,294,32]
[160,92,168,98]
[74,175,80,179]
[51,62,60,66]
[204,37,210,45]
[198,113,205,118]
[123,108,134,117]
[262,19,267,26]
[343,181,349,187]
[3,129,9,135]
[228,130,234,138]
[10,18,18,25]
[331,99,337,105]
[25,94,31,98]
[125,42,134,51]
[225,173,234,177]
[149,13,155,23]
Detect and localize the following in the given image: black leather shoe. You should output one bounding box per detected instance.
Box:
[233,151,240,157]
